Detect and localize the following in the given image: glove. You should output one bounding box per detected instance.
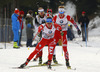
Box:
[42,20,45,24]
[77,30,81,35]
[61,32,64,36]
[38,34,41,37]
[19,29,21,32]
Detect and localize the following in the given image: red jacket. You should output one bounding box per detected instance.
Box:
[18,16,24,30]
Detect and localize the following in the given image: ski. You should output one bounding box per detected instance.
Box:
[28,63,62,67]
[12,67,28,69]
[12,64,62,69]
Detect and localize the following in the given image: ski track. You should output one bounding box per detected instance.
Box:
[0,36,100,72]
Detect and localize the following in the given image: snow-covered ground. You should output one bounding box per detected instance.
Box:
[0,34,100,72]
[0,17,100,72]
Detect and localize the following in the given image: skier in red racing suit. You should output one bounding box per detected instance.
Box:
[19,17,62,69]
[49,5,81,69]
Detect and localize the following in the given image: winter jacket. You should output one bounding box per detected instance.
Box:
[18,16,24,30]
[26,27,33,39]
[25,16,34,29]
[11,13,20,31]
[78,16,89,27]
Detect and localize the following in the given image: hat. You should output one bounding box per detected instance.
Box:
[14,8,19,14]
[82,11,86,14]
[26,13,31,16]
[47,9,52,13]
[27,24,31,28]
[20,11,24,15]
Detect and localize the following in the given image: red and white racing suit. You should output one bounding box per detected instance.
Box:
[27,23,62,61]
[52,14,79,60]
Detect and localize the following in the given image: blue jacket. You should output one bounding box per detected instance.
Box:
[11,13,20,31]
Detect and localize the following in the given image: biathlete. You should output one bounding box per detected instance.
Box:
[19,17,62,69]
[49,5,81,69]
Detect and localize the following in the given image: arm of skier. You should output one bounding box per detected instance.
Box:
[67,15,81,35]
[38,25,44,34]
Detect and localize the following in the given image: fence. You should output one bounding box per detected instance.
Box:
[0,18,13,42]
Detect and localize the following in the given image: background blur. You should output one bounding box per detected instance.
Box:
[0,0,100,42]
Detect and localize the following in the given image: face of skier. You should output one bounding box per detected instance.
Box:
[38,8,45,17]
[46,23,52,28]
[59,13,64,17]
[47,9,52,15]
[58,8,65,17]
[39,11,44,16]
[46,18,52,28]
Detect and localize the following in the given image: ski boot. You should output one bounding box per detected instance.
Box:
[13,42,20,49]
[38,57,42,65]
[66,59,71,69]
[20,62,27,68]
[47,60,52,69]
[53,55,58,64]
[19,59,30,68]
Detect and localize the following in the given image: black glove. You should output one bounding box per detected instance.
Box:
[42,20,45,24]
[38,34,41,37]
[77,30,81,35]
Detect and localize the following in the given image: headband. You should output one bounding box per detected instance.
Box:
[38,9,44,12]
[46,18,52,23]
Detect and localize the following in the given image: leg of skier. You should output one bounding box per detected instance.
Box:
[53,49,58,64]
[20,38,47,68]
[47,39,56,69]
[62,31,71,69]
[38,50,43,65]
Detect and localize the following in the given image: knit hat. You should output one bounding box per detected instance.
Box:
[26,13,31,16]
[20,11,24,15]
[14,8,19,14]
[82,11,86,14]
[47,9,52,13]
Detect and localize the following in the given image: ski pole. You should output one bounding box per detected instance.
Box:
[18,18,23,46]
[5,7,7,49]
[33,32,38,41]
[61,36,63,56]
[84,23,87,47]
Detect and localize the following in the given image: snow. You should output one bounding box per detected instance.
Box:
[0,35,100,72]
[1,14,100,72]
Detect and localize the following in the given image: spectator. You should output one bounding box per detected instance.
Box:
[67,24,75,41]
[25,13,34,47]
[26,10,34,28]
[18,10,24,46]
[11,8,20,48]
[78,11,89,41]
[26,24,34,47]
